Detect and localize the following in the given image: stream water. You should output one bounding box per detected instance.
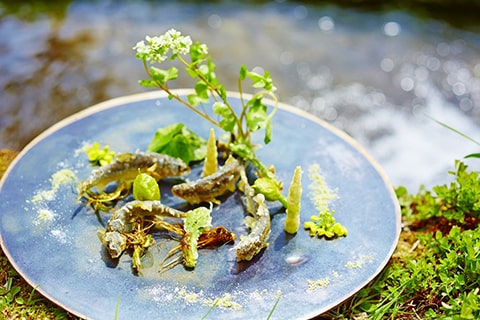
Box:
[1,0,480,191]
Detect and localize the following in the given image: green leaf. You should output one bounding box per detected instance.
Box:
[186,81,209,106]
[246,70,263,84]
[239,65,248,80]
[149,66,168,85]
[246,98,268,132]
[163,135,196,163]
[198,64,209,76]
[146,123,207,164]
[185,66,198,79]
[205,60,218,84]
[187,94,205,106]
[460,289,480,319]
[228,141,254,160]
[194,80,209,99]
[241,67,274,91]
[264,118,272,144]
[217,84,227,101]
[212,101,230,117]
[166,66,179,81]
[218,118,236,133]
[147,123,182,151]
[138,79,157,88]
[149,66,178,85]
[262,70,274,90]
[465,153,480,159]
[252,79,266,89]
[213,102,236,132]
[190,41,208,63]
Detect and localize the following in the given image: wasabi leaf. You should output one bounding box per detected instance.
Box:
[147,123,207,164]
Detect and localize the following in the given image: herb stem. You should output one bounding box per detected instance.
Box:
[177,55,247,140]
[169,91,220,127]
[143,60,221,128]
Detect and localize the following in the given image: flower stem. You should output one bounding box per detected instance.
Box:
[143,60,221,128]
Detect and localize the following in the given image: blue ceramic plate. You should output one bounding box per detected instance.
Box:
[0,90,400,320]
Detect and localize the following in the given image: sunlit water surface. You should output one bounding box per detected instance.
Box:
[1,1,480,191]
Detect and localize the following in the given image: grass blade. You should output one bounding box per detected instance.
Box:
[425,113,480,146]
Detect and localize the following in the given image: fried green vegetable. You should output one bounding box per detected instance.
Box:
[252,176,287,208]
[182,206,212,268]
[284,166,303,234]
[133,173,161,201]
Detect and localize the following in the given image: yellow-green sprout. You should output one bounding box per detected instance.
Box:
[284,166,303,234]
[201,128,218,177]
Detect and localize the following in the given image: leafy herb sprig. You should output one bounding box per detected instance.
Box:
[133,29,279,181]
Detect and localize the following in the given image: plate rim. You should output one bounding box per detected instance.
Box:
[0,89,401,319]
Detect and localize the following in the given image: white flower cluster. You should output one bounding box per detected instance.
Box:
[133,29,193,63]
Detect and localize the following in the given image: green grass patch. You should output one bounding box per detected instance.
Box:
[322,160,479,319]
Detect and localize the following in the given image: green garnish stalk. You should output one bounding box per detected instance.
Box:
[134,29,283,201]
[182,206,212,268]
[284,166,303,234]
